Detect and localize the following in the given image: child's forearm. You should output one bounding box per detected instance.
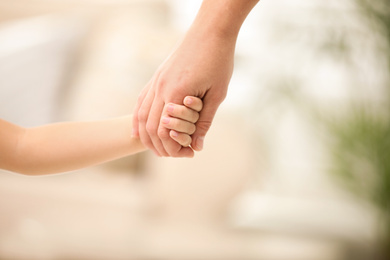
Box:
[2,116,145,175]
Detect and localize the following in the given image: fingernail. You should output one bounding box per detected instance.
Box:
[184,97,193,106]
[167,104,174,113]
[162,117,170,124]
[170,130,179,137]
[196,136,204,151]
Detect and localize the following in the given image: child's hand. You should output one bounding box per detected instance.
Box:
[161,96,203,148]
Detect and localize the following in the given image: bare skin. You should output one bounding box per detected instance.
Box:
[0,96,203,175]
[133,0,259,157]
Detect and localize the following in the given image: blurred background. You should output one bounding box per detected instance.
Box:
[0,0,389,259]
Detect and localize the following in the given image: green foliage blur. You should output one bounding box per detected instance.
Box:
[325,0,390,255]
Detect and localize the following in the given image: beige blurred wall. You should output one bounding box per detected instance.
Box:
[0,0,383,259]
[0,1,261,259]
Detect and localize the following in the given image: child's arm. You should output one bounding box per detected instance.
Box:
[0,97,202,175]
[0,116,143,175]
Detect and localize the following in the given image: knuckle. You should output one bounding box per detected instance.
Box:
[157,127,170,140]
[138,109,148,124]
[146,122,157,135]
[136,90,146,103]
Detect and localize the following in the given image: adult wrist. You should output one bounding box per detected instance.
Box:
[191,0,259,42]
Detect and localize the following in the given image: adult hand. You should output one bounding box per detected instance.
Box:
[132,0,259,157]
[133,31,234,157]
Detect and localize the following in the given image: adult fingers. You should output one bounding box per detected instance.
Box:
[157,122,182,157]
[137,89,163,156]
[147,97,169,157]
[132,85,149,138]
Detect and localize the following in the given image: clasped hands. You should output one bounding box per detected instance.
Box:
[132,26,235,158]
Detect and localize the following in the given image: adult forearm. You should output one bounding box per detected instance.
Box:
[14,116,145,175]
[191,0,259,41]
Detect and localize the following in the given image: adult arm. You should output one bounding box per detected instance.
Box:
[133,0,259,157]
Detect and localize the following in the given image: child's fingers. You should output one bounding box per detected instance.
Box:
[184,96,203,112]
[161,116,196,135]
[164,103,199,123]
[161,96,202,148]
[170,130,192,147]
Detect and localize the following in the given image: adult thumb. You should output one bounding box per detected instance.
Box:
[191,95,222,152]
